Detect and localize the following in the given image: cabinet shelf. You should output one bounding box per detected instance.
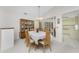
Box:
[20,19,34,39]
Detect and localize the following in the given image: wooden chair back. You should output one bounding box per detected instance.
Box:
[25,30,30,47]
[44,30,51,48]
[25,30,37,47]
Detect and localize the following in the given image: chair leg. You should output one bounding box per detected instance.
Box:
[49,47,52,52]
[42,45,46,53]
[29,44,37,52]
[34,45,37,51]
[28,46,31,53]
[49,45,52,52]
[28,44,32,53]
[47,44,52,52]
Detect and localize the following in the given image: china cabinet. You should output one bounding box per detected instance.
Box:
[20,19,34,39]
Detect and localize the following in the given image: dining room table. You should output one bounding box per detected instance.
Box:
[29,31,46,45]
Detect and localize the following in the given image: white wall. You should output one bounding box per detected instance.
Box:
[0,7,38,40]
[0,6,52,40]
[1,6,79,41]
[0,10,18,40]
[0,9,9,28]
[43,6,79,42]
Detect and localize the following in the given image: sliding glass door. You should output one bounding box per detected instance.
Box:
[63,15,79,47]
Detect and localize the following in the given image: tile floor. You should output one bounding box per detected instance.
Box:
[1,38,79,53]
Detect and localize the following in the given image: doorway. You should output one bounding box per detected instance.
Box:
[62,10,79,47]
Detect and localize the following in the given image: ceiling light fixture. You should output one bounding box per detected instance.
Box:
[36,6,44,20]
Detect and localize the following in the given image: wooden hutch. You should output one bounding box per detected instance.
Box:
[19,19,34,39]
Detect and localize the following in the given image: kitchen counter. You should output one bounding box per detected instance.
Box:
[0,27,14,29]
[0,28,14,51]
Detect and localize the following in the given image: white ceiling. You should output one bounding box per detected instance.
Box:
[63,10,79,18]
[0,6,53,19]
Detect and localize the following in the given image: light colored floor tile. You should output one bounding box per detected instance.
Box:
[1,38,79,53]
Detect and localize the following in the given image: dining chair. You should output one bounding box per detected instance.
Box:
[39,30,52,52]
[25,30,37,52]
[24,30,30,47]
